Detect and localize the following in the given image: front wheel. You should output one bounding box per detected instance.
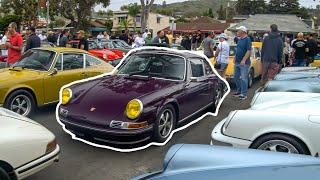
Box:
[0,168,10,180]
[153,104,176,143]
[248,69,254,88]
[4,90,36,117]
[250,134,310,155]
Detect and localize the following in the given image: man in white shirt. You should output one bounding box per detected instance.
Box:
[38,31,47,41]
[134,31,145,48]
[142,29,148,40]
[97,32,104,40]
[214,33,230,78]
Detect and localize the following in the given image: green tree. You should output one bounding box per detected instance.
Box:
[236,0,252,15]
[105,20,113,31]
[0,15,21,31]
[127,3,141,32]
[268,0,299,14]
[251,0,267,14]
[217,5,225,20]
[119,19,133,30]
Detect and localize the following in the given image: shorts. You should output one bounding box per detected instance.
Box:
[262,62,280,81]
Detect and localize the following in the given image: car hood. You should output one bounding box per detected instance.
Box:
[134,144,320,180]
[65,75,179,123]
[0,107,40,125]
[0,68,43,84]
[251,92,320,106]
[275,73,320,80]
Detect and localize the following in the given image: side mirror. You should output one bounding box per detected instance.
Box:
[190,77,198,82]
[48,68,58,76]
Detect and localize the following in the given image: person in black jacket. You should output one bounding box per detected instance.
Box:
[260,24,283,86]
[25,26,41,52]
[181,34,191,50]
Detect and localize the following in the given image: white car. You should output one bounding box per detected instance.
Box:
[0,108,59,180]
[211,92,320,157]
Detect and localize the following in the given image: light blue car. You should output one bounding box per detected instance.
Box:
[133,144,320,180]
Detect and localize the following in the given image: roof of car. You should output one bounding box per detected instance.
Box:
[32,47,88,53]
[132,48,204,59]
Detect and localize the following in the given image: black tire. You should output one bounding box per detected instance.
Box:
[250,134,310,155]
[248,68,254,88]
[4,89,36,117]
[0,167,10,180]
[153,104,177,143]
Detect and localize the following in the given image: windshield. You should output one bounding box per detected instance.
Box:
[113,40,131,48]
[13,49,56,71]
[118,53,186,80]
[89,41,104,50]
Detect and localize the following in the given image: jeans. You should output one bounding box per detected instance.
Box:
[292,59,305,67]
[234,64,249,96]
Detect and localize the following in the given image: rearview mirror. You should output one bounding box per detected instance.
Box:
[48,68,58,76]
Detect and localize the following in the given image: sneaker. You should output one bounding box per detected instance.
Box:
[239,95,247,100]
[233,92,241,97]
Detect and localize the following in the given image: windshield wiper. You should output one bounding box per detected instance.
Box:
[9,65,24,71]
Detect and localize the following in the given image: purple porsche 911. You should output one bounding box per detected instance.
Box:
[58,48,227,145]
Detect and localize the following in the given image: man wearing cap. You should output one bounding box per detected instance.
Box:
[260,24,283,86]
[214,33,230,78]
[233,26,252,100]
[203,31,215,58]
[25,26,41,52]
[77,30,89,51]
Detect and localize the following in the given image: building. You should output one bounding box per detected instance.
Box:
[228,14,314,35]
[174,17,230,34]
[112,10,174,37]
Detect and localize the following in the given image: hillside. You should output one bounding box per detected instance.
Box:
[153,0,229,17]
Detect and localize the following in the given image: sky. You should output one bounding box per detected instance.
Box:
[95,0,319,11]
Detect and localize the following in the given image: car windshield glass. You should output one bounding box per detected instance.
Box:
[118,53,185,80]
[89,41,103,50]
[13,49,55,71]
[113,40,130,48]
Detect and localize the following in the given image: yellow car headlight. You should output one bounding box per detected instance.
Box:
[61,88,72,105]
[126,99,143,119]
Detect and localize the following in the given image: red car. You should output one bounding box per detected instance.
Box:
[69,40,122,66]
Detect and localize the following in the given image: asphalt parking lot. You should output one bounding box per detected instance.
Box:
[26,83,258,180]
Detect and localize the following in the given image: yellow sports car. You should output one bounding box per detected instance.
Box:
[0,47,114,116]
[210,42,262,87]
[310,53,320,67]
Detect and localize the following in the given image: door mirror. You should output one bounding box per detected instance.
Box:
[48,68,58,76]
[190,77,198,82]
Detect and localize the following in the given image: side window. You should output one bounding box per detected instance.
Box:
[203,59,214,75]
[54,54,62,70]
[189,58,204,77]
[86,55,102,67]
[63,54,84,70]
[255,48,261,58]
[251,47,255,58]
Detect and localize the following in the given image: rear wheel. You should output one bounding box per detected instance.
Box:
[4,90,36,117]
[213,85,223,112]
[153,104,176,143]
[0,167,10,180]
[250,134,310,155]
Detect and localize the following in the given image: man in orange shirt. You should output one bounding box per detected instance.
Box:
[5,22,23,66]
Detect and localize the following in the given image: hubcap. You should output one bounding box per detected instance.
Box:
[214,88,221,107]
[257,140,299,154]
[248,73,253,87]
[158,109,174,138]
[10,95,31,116]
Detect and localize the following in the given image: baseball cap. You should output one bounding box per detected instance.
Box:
[236,26,247,33]
[76,30,85,34]
[147,32,151,35]
[218,33,228,40]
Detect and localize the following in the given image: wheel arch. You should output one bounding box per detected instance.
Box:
[4,87,38,107]
[157,99,180,122]
[250,132,311,155]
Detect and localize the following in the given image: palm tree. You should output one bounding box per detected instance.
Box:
[127,3,140,32]
[120,19,133,30]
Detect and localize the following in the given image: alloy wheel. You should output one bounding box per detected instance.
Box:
[257,140,299,154]
[158,109,174,139]
[10,95,31,116]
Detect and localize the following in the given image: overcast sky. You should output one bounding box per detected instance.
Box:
[95,0,319,11]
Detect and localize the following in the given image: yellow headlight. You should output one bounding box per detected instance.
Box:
[126,99,143,119]
[61,88,72,105]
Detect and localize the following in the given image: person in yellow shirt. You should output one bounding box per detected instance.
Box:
[166,30,174,45]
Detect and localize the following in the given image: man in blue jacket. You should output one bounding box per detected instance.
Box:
[261,24,283,86]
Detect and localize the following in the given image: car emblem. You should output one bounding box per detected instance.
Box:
[90,107,96,112]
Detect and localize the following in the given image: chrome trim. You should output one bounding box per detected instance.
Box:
[180,102,213,122]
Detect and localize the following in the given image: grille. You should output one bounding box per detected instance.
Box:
[109,121,123,129]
